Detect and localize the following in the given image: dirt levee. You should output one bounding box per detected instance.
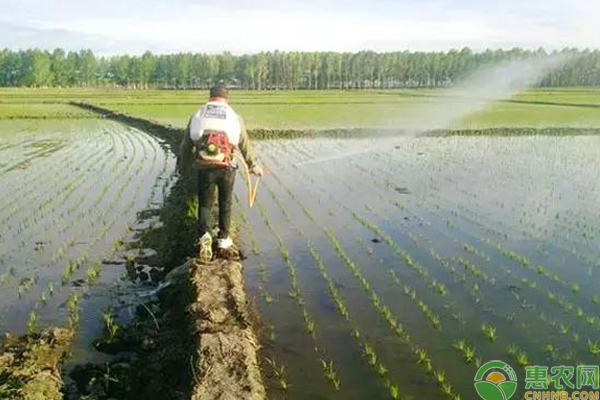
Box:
[187,258,266,400]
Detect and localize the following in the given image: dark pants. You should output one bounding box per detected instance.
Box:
[197,167,235,239]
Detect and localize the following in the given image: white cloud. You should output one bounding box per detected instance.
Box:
[0,0,598,53]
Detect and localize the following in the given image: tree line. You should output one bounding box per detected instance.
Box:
[1,47,599,89]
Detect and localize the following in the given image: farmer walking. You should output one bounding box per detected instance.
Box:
[180,84,263,262]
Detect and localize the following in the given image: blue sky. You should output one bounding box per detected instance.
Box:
[0,0,598,54]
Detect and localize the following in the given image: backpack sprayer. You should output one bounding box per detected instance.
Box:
[197,130,263,208]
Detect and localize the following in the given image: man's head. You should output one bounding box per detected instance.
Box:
[210,84,228,100]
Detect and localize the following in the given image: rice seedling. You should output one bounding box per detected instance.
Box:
[17,277,34,298]
[481,323,497,342]
[27,310,38,335]
[434,370,446,386]
[86,261,102,285]
[320,359,341,390]
[102,308,119,342]
[68,292,80,328]
[389,384,400,399]
[588,339,600,356]
[264,357,288,391]
[453,340,477,364]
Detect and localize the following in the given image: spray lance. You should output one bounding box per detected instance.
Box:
[234,152,263,208]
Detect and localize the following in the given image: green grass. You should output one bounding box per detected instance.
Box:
[2,87,600,129]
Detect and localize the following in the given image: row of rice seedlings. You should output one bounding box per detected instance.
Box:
[454,257,493,283]
[233,196,260,256]
[26,310,39,335]
[287,160,585,370]
[459,192,597,270]
[304,234,403,397]
[265,178,442,397]
[326,228,461,399]
[409,193,600,336]
[340,145,596,362]
[276,148,576,376]
[51,129,144,273]
[269,173,462,399]
[452,172,598,262]
[0,130,95,211]
[68,292,80,328]
[374,149,598,275]
[439,211,600,335]
[257,203,342,392]
[231,204,292,395]
[3,129,151,330]
[0,136,115,259]
[234,201,271,304]
[396,204,595,361]
[266,177,432,397]
[61,256,87,285]
[401,202,599,362]
[352,213,430,279]
[4,128,119,224]
[462,243,491,262]
[48,140,142,296]
[2,137,123,265]
[433,187,596,291]
[389,271,442,330]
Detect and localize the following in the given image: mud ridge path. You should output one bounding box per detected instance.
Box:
[70,102,267,400]
[187,259,266,400]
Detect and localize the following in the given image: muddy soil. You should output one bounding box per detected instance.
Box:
[0,328,73,400]
[188,258,265,400]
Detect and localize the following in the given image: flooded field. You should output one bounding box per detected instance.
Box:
[240,135,600,399]
[2,88,600,399]
[0,119,176,360]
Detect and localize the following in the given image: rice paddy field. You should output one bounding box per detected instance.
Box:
[2,87,600,399]
[0,115,177,363]
[3,87,600,129]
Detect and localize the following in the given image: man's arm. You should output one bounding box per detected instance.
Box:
[237,116,258,170]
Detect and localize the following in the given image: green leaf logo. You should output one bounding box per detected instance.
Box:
[474,361,518,400]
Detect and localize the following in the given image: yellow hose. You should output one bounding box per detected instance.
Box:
[234,152,260,208]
